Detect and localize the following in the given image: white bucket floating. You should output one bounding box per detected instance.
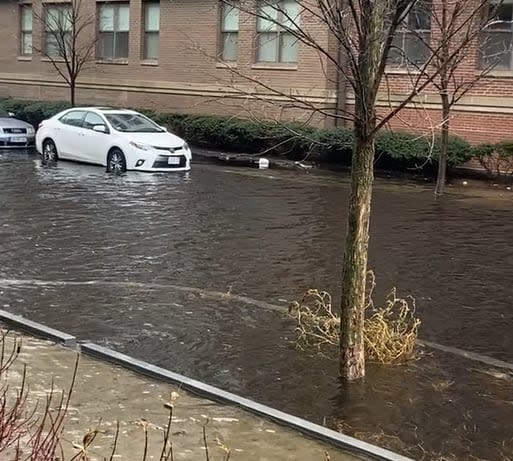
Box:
[258,158,270,169]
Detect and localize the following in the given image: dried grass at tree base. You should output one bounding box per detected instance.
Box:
[288,272,421,364]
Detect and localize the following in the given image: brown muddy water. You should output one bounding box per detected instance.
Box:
[0,149,512,460]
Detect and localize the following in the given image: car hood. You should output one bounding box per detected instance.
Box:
[127,131,185,149]
[0,117,33,129]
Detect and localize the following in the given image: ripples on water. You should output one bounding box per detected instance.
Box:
[1,150,512,459]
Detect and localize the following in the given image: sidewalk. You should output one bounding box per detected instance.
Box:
[5,332,365,461]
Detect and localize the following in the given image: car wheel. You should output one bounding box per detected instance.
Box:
[107,149,127,174]
[42,139,58,164]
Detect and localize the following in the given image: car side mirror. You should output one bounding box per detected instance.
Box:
[8,112,15,117]
[93,124,108,133]
[159,125,168,132]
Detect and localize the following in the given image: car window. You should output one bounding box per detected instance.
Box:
[59,111,87,128]
[83,112,106,130]
[0,108,9,118]
[104,113,164,133]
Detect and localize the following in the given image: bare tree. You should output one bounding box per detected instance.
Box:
[32,0,96,106]
[220,0,493,380]
[396,0,500,195]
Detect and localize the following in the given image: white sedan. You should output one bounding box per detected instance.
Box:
[36,108,192,172]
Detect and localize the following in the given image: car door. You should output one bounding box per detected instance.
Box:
[56,110,87,160]
[81,112,111,165]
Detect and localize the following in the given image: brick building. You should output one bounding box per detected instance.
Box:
[0,0,512,144]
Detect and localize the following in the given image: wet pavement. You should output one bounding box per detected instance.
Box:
[2,331,363,461]
[0,149,512,459]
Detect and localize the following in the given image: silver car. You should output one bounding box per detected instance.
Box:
[0,108,35,148]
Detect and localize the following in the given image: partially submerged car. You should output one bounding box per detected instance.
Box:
[36,107,192,173]
[0,108,35,148]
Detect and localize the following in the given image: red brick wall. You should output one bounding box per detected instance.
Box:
[0,0,335,126]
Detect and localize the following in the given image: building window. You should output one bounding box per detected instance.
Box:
[20,5,33,56]
[219,2,239,61]
[45,4,72,57]
[98,3,130,60]
[480,1,513,70]
[143,2,160,60]
[388,1,432,67]
[256,0,300,63]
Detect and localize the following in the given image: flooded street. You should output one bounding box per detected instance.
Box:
[1,149,512,459]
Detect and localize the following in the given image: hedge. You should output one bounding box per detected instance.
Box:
[1,97,474,172]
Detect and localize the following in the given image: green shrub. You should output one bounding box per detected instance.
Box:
[166,115,315,158]
[375,131,472,171]
[0,99,71,127]
[313,127,353,164]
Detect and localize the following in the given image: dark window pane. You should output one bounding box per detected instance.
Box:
[115,31,129,58]
[257,32,278,62]
[387,33,405,66]
[144,32,159,59]
[494,3,513,24]
[46,34,59,56]
[59,111,86,127]
[98,32,114,59]
[408,0,432,30]
[405,33,430,65]
[480,31,512,69]
[280,32,298,62]
[83,112,106,130]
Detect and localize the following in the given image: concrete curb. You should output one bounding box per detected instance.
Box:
[81,342,413,461]
[0,310,76,346]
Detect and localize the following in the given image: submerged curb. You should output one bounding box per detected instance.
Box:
[419,339,513,372]
[81,342,413,461]
[0,310,76,346]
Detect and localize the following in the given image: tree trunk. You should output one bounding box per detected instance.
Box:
[435,0,449,197]
[435,93,450,196]
[339,131,375,381]
[338,0,381,381]
[70,82,76,107]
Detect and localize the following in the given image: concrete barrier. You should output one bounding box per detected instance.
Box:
[0,310,76,346]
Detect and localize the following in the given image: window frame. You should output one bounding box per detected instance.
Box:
[44,3,72,57]
[20,4,33,57]
[97,2,130,61]
[255,0,300,64]
[218,1,239,62]
[143,1,160,61]
[387,1,432,69]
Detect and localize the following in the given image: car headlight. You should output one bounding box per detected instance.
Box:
[183,142,190,151]
[27,126,35,134]
[130,141,152,151]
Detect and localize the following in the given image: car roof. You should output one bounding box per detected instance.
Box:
[60,107,138,114]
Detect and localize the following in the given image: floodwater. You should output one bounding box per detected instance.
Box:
[1,149,512,460]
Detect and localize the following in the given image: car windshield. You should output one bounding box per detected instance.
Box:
[104,113,164,133]
[0,108,10,118]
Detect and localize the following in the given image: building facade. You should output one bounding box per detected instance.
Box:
[1,0,513,143]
